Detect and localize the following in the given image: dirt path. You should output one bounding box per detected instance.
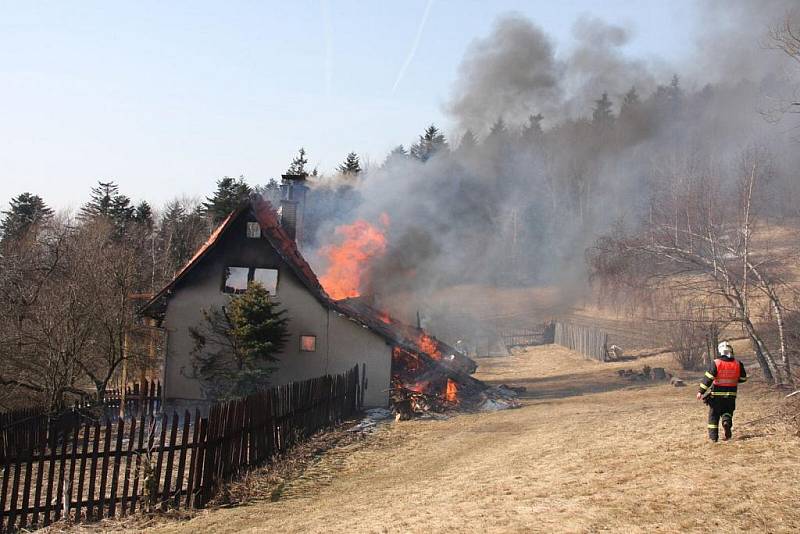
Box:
[148,346,800,534]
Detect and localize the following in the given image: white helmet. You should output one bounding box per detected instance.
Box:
[717,341,733,357]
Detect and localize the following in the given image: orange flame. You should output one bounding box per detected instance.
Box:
[406,381,430,393]
[378,310,391,324]
[319,216,389,300]
[445,379,458,403]
[417,332,441,360]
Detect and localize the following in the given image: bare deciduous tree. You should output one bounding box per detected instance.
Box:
[589,148,796,386]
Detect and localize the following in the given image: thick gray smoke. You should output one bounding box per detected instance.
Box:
[306,3,800,334]
[447,14,661,132]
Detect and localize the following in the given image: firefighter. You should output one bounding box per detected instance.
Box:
[696,340,747,442]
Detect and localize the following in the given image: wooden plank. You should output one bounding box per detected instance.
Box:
[8,459,21,531]
[199,406,218,506]
[20,448,33,529]
[0,459,10,533]
[109,419,125,518]
[32,425,47,526]
[85,423,101,519]
[74,421,90,521]
[60,423,79,521]
[129,412,147,514]
[153,415,168,509]
[185,411,201,509]
[161,413,179,509]
[120,416,136,516]
[174,411,190,508]
[97,421,112,518]
[42,430,57,526]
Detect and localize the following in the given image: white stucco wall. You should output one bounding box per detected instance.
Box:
[161,220,391,407]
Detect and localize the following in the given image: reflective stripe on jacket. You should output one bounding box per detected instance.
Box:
[713,358,742,387]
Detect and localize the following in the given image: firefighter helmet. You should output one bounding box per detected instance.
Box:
[717,340,733,357]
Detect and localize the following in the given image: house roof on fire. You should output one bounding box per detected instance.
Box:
[138,197,480,383]
[139,195,329,317]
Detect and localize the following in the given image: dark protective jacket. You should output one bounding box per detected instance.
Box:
[698,355,747,398]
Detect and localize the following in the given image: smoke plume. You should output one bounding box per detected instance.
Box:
[306,2,800,337]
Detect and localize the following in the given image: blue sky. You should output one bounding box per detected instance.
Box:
[0,0,697,210]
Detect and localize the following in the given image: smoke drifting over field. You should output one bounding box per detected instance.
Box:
[309,2,800,319]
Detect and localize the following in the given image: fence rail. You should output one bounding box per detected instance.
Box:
[0,367,361,533]
[554,322,609,361]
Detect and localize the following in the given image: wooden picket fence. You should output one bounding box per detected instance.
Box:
[0,380,162,465]
[0,367,361,533]
[554,322,609,361]
[498,322,555,349]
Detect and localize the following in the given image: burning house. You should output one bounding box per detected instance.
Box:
[140,174,481,409]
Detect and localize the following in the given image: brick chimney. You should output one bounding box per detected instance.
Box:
[279,173,309,246]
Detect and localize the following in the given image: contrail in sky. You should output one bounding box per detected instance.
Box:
[321,0,333,97]
[391,0,434,94]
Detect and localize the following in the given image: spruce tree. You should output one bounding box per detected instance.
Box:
[189,282,289,399]
[337,152,362,175]
[133,201,154,228]
[79,181,134,228]
[592,92,614,128]
[485,117,510,146]
[521,114,544,144]
[287,148,309,175]
[202,176,251,225]
[410,125,448,162]
[383,145,409,168]
[0,192,53,241]
[455,130,478,156]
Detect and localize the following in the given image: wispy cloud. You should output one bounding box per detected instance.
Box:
[391,0,434,94]
[321,0,333,97]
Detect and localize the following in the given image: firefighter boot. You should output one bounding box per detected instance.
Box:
[707,424,719,442]
[721,414,733,441]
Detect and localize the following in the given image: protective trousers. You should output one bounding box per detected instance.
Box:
[707,397,736,441]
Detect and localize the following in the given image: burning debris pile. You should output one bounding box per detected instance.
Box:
[390,348,521,420]
[333,297,519,418]
[313,211,518,418]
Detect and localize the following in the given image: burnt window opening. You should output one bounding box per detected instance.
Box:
[223,267,249,294]
[253,268,278,294]
[246,221,262,238]
[300,335,317,352]
[222,267,279,294]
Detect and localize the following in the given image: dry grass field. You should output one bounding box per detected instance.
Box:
[137,344,800,534]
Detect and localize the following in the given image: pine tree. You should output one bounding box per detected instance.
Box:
[287,148,309,175]
[618,87,642,128]
[620,87,640,116]
[189,282,289,399]
[202,176,251,225]
[652,74,684,118]
[592,92,614,128]
[485,117,510,147]
[133,201,154,228]
[383,145,409,168]
[80,181,116,220]
[410,125,448,162]
[668,74,683,102]
[455,130,478,155]
[79,181,135,228]
[521,114,544,144]
[0,192,53,241]
[337,152,362,175]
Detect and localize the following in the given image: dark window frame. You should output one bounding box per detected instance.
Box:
[246,221,262,238]
[222,266,280,294]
